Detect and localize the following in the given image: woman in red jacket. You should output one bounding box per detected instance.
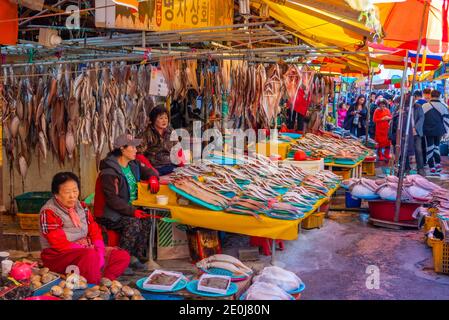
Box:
[39,172,130,284]
[373,98,392,161]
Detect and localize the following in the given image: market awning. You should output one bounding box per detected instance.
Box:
[251,0,374,50]
[368,43,442,70]
[377,0,449,54]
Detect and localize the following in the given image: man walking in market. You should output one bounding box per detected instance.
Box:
[368,92,377,138]
[412,90,426,176]
[422,89,449,175]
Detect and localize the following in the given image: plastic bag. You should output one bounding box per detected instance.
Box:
[351,184,377,198]
[245,282,292,300]
[253,266,302,292]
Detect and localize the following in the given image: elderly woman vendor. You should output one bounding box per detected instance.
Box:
[39,172,130,284]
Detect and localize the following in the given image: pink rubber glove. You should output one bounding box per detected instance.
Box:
[93,240,106,269]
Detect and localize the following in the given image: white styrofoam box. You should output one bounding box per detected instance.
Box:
[197,274,231,295]
[143,269,184,291]
[281,158,324,173]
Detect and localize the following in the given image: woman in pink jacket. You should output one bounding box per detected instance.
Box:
[337,102,348,128]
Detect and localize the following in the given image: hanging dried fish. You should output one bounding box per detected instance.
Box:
[185,59,199,94]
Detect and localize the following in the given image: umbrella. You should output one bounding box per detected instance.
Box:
[375,1,441,224]
[369,43,443,70]
[377,0,449,54]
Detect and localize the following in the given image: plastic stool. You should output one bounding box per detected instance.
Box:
[106,229,120,247]
[249,236,284,256]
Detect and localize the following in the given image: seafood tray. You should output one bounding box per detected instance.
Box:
[143,270,184,291]
[197,274,231,295]
[31,269,61,294]
[136,277,188,293]
[186,280,238,298]
[168,184,225,211]
[199,267,248,281]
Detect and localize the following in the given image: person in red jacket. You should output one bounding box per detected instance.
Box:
[373,98,392,161]
[39,172,130,284]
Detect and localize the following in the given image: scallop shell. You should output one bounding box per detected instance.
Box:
[121,286,134,297]
[51,285,63,297]
[62,293,73,300]
[91,285,100,291]
[78,281,88,289]
[31,280,42,289]
[110,285,120,295]
[31,275,41,282]
[63,288,73,296]
[131,295,145,300]
[111,280,122,289]
[85,289,101,299]
[39,267,50,276]
[58,281,66,289]
[41,273,55,284]
[100,278,112,287]
[99,285,110,293]
[99,292,111,300]
[79,297,88,300]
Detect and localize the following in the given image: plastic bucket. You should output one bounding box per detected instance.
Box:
[345,191,361,208]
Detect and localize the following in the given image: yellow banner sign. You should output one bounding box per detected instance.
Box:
[105,0,234,31]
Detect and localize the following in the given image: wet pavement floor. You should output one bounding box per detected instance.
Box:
[223,211,449,300]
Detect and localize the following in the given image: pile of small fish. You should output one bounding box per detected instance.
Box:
[1,62,156,179]
[291,133,373,160]
[169,154,341,220]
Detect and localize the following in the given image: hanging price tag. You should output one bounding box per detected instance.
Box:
[149,66,169,96]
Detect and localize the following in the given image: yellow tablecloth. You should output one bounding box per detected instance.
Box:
[133,183,338,241]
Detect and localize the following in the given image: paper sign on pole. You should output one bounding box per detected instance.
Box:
[149,66,169,97]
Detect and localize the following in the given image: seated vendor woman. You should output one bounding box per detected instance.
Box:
[94,133,159,270]
[143,106,179,176]
[39,172,130,284]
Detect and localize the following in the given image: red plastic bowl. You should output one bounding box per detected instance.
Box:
[24,296,62,300]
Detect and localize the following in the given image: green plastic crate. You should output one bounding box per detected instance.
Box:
[15,192,52,213]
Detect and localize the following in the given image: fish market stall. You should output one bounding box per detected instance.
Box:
[133,183,339,241]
